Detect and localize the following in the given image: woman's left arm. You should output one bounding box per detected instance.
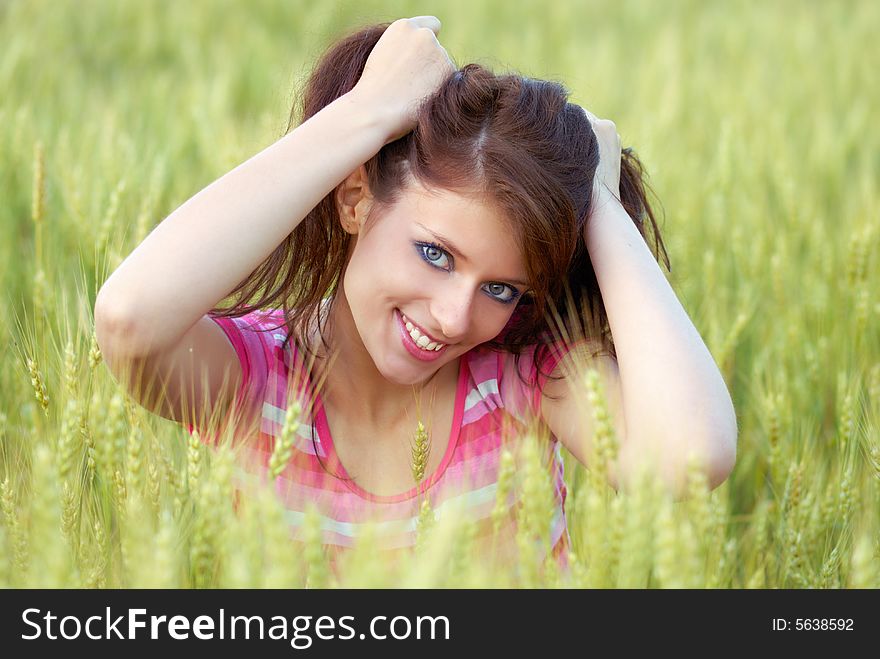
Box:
[540,109,737,497]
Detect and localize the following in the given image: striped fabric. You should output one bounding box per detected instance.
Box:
[187,307,589,574]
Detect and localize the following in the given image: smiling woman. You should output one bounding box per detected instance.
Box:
[332,172,536,387]
[94,16,730,572]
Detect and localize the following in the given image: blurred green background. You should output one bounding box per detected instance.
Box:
[0,0,877,587]
[3,0,876,361]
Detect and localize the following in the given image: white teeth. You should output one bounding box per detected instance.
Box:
[400,312,445,351]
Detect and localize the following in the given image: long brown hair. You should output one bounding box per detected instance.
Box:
[209,21,670,391]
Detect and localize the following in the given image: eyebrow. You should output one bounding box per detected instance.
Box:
[415,222,530,287]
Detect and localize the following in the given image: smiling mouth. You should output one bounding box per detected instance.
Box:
[400,311,447,351]
[397,309,447,354]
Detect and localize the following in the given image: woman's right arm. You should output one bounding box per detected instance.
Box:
[93,16,453,429]
[93,91,390,429]
[94,90,388,358]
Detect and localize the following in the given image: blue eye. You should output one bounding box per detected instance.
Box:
[415,243,520,304]
[416,243,449,270]
[483,282,519,304]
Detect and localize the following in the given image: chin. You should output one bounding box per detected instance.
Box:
[382,354,442,387]
[397,358,441,381]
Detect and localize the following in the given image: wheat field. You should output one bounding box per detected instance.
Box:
[0,0,877,588]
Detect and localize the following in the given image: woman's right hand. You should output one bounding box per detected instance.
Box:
[351,16,457,145]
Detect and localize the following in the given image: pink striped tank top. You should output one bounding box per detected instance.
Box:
[187,307,588,574]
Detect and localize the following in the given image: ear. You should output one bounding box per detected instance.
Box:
[335,164,374,235]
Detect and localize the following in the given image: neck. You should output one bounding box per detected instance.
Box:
[306,291,449,430]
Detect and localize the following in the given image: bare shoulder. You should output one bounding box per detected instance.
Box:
[101,313,251,433]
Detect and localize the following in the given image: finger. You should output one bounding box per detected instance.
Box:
[440,45,457,71]
[579,106,599,124]
[407,15,442,34]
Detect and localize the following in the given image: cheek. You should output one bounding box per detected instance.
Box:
[342,249,374,312]
[345,241,422,302]
[485,304,516,341]
[497,311,516,335]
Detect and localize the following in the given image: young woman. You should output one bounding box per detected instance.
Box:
[94,17,737,568]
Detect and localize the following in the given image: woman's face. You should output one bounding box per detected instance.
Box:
[341,178,530,385]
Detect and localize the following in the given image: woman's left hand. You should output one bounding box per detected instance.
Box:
[579,106,622,205]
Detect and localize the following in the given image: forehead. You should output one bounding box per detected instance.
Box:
[392,181,520,250]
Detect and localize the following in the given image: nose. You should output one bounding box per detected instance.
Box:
[430,283,475,343]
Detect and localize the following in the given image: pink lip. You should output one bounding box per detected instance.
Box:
[396,308,446,362]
